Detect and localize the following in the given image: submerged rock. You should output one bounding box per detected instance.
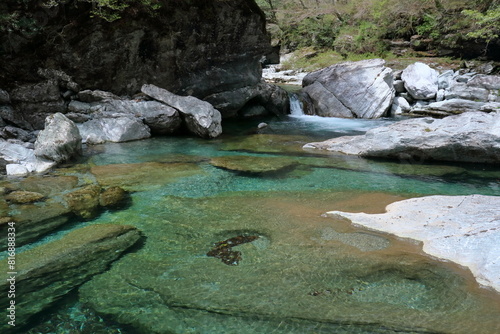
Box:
[5,190,45,204]
[142,84,222,138]
[301,59,395,118]
[34,113,82,163]
[210,155,297,174]
[304,111,500,164]
[64,184,101,219]
[0,224,141,333]
[327,194,500,293]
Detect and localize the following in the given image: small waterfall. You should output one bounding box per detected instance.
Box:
[289,93,304,116]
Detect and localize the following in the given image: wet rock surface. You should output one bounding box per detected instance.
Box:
[304,111,500,164]
[327,194,500,293]
[0,224,141,334]
[210,155,297,174]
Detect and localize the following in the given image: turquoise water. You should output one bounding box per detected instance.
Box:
[22,115,500,333]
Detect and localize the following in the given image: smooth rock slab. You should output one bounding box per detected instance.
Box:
[301,58,395,119]
[0,224,141,333]
[304,111,500,164]
[210,155,297,174]
[327,195,500,292]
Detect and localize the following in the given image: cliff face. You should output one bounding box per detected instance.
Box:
[0,0,272,97]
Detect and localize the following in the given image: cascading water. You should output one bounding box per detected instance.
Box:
[289,93,304,116]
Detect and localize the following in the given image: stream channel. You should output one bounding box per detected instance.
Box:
[21,101,500,333]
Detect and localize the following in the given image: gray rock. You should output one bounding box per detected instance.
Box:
[34,113,82,163]
[445,82,490,101]
[436,89,445,102]
[0,126,35,142]
[202,82,289,118]
[401,62,438,100]
[14,101,68,130]
[437,70,454,90]
[327,194,500,292]
[0,224,141,333]
[9,80,61,103]
[467,74,500,90]
[78,117,151,144]
[239,104,267,118]
[0,105,33,130]
[393,79,406,93]
[304,111,500,164]
[37,68,81,92]
[77,90,121,103]
[141,84,222,138]
[136,101,182,135]
[68,100,94,114]
[411,98,497,117]
[390,96,411,116]
[302,59,395,118]
[0,89,10,104]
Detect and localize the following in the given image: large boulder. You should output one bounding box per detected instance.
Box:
[34,113,82,163]
[301,59,395,118]
[0,224,141,333]
[78,117,151,144]
[304,111,500,164]
[204,82,290,118]
[401,62,438,100]
[327,195,500,293]
[142,84,222,138]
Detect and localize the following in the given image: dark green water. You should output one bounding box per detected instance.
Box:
[25,116,500,333]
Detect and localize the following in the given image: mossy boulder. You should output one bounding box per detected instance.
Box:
[99,186,128,207]
[5,191,45,204]
[64,184,101,219]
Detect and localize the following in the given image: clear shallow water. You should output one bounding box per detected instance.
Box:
[23,116,500,333]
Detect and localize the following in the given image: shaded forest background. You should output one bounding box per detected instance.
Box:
[255,0,500,60]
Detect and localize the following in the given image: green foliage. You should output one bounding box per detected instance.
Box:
[462,7,500,46]
[415,13,441,39]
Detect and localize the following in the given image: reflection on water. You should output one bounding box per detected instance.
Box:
[22,116,500,333]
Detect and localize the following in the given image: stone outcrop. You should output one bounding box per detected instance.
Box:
[304,111,500,164]
[327,195,500,293]
[1,0,271,98]
[34,113,82,163]
[301,59,395,118]
[0,224,141,333]
[142,84,222,138]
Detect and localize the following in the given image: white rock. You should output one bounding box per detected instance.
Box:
[401,62,438,100]
[78,117,151,144]
[34,113,82,163]
[301,59,395,119]
[304,111,500,164]
[327,195,500,292]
